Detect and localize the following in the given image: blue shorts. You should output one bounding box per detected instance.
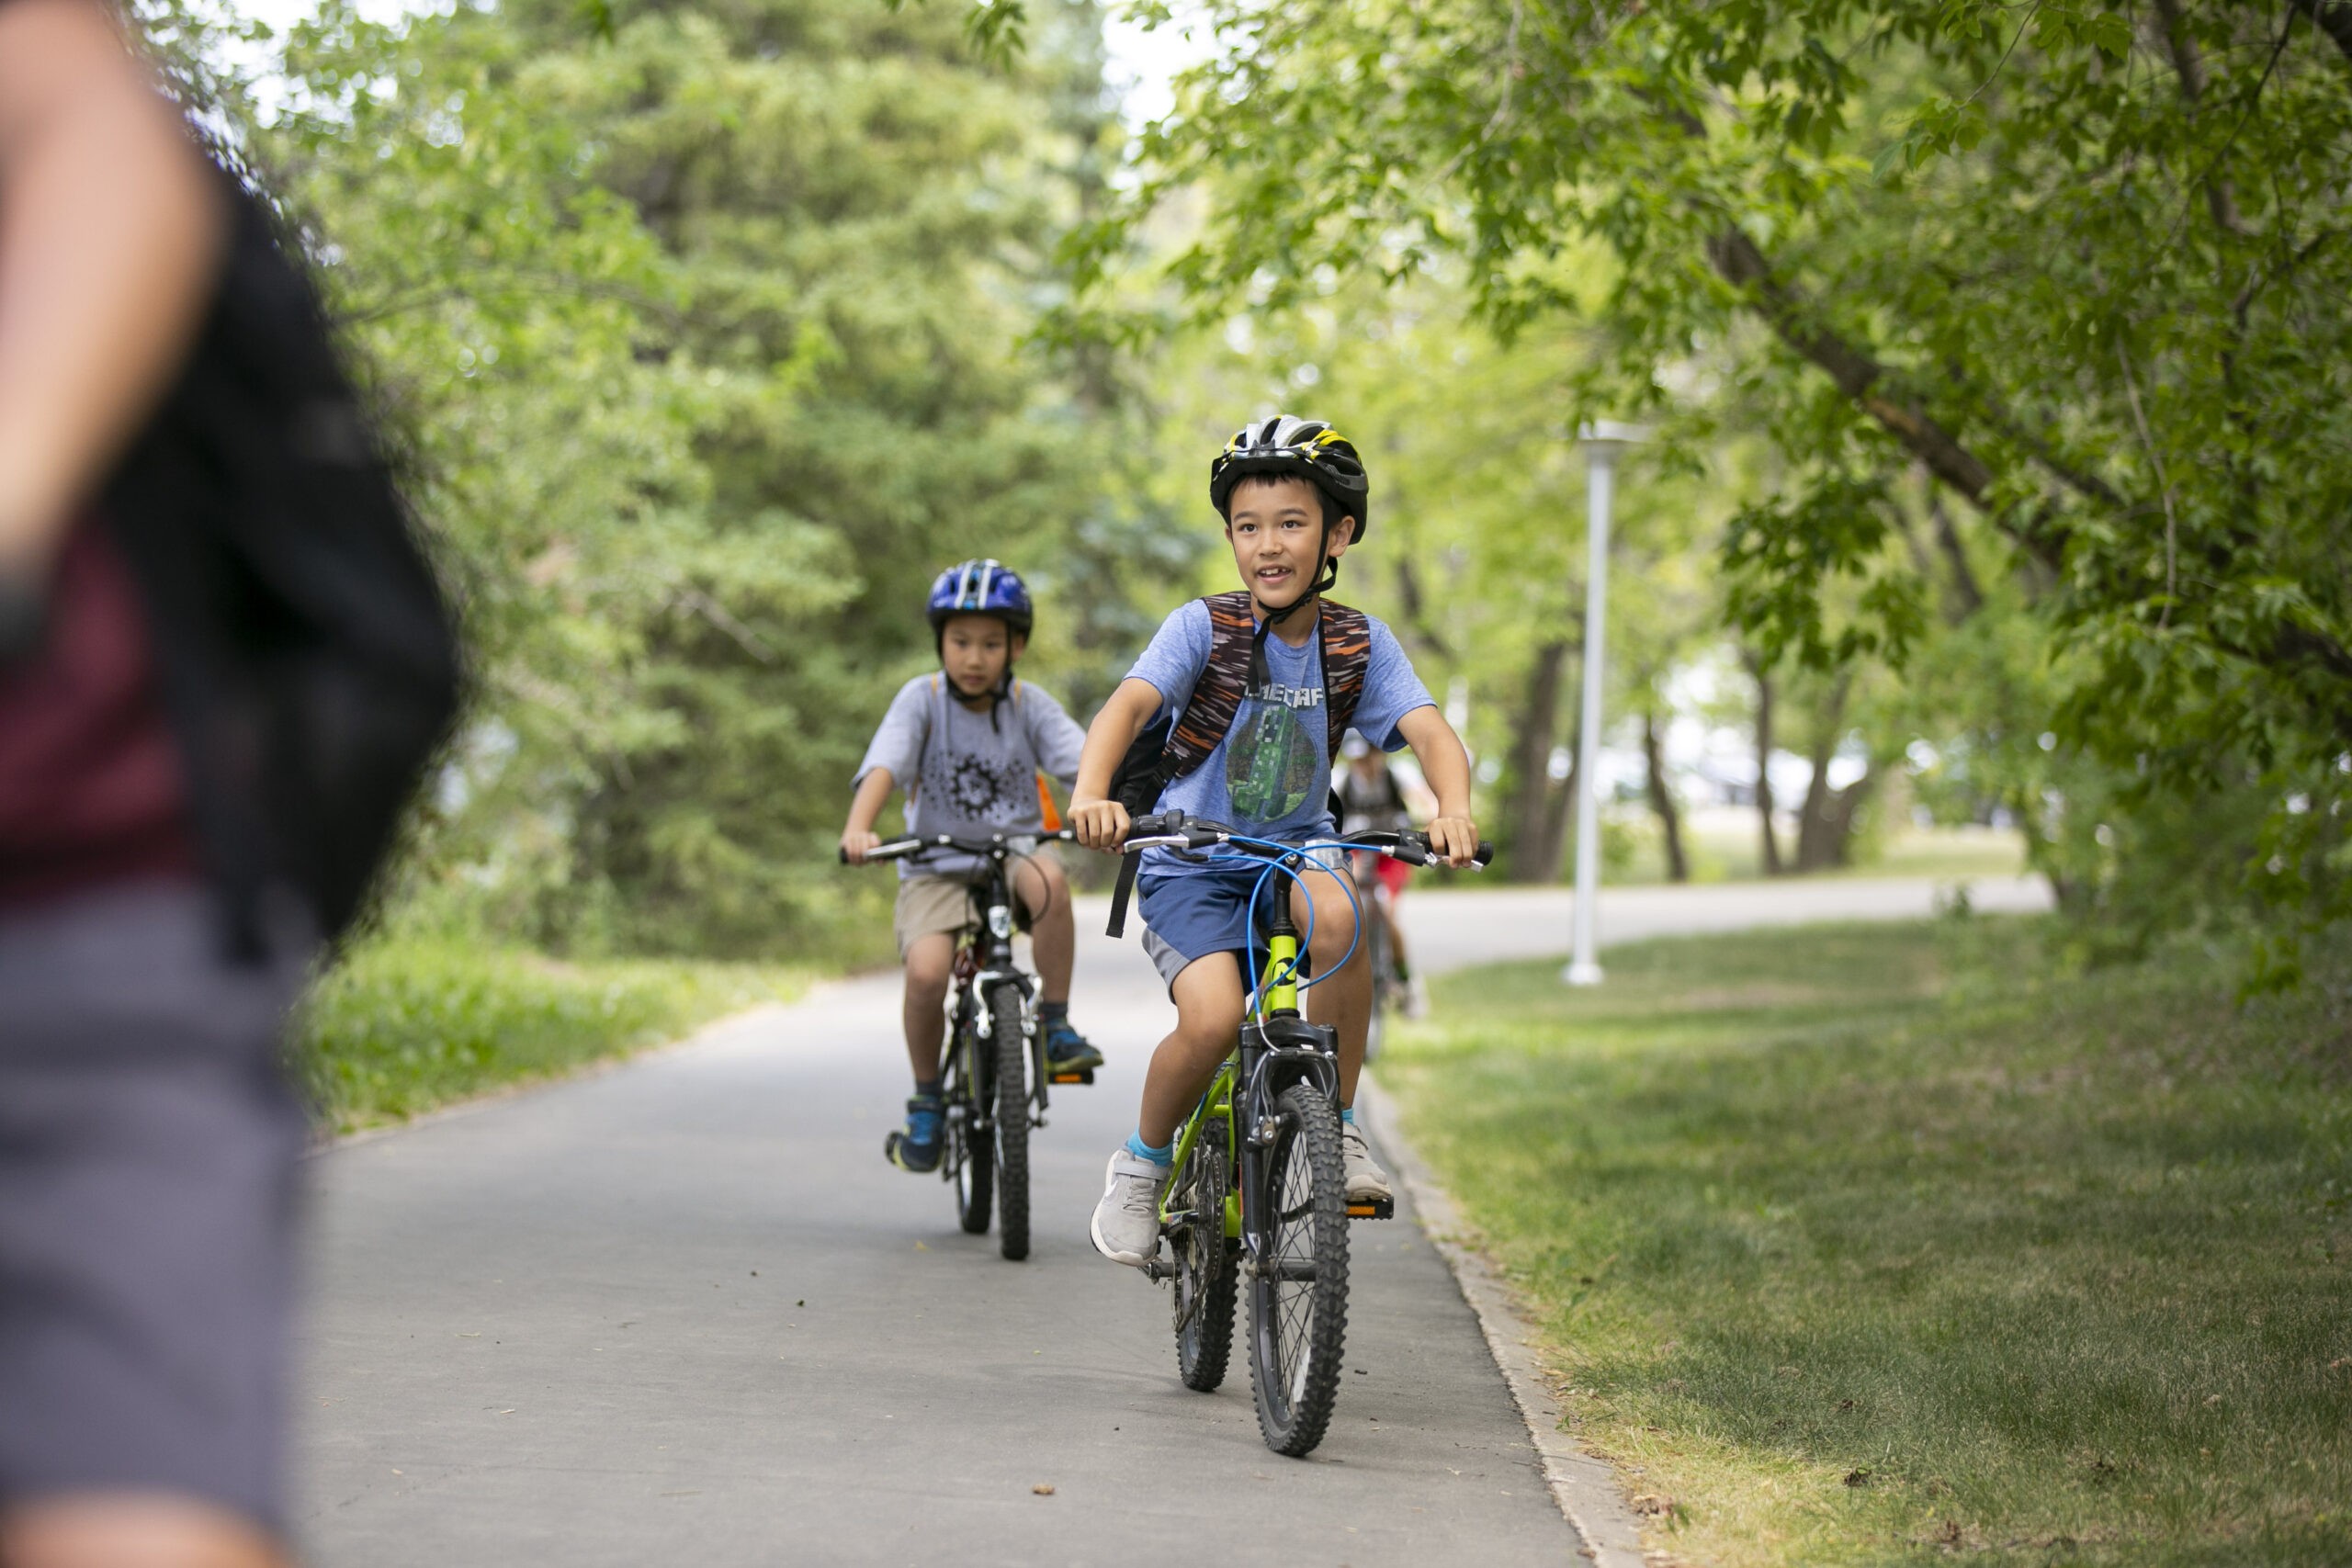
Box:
[1136,853,1348,990]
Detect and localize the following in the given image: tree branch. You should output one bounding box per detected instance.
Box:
[1705,224,2352,741]
[1703,226,1995,503]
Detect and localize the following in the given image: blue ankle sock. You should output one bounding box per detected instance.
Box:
[1340,1106,1357,1125]
[1124,1131,1173,1166]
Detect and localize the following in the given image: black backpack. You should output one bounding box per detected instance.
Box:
[102,174,461,953]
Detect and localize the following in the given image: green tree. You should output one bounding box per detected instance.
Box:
[1035,0,2352,962]
[244,0,1120,955]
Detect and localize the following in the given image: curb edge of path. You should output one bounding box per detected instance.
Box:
[1357,1073,1651,1568]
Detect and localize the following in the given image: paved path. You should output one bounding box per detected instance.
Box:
[295,874,2048,1566]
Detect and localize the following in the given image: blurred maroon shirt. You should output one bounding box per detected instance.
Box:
[0,519,198,908]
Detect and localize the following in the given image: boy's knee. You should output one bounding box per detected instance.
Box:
[1173,1003,1242,1050]
[1306,899,1359,957]
[903,941,954,994]
[1015,855,1069,917]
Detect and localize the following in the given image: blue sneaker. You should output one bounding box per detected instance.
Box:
[1043,1016,1102,1074]
[885,1094,944,1173]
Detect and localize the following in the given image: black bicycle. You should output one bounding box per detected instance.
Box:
[843,828,1083,1261]
[1109,810,1490,1453]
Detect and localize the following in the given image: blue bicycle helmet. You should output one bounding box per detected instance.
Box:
[926,558,1034,638]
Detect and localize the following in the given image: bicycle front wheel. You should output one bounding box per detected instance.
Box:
[990,987,1031,1261]
[1247,1081,1350,1456]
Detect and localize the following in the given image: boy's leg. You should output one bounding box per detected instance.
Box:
[887,933,955,1173]
[888,876,971,1174]
[1294,867,1390,1202]
[1139,956,1248,1146]
[1093,954,1246,1268]
[1010,852,1073,1004]
[899,933,955,1085]
[1294,868,1371,1106]
[1012,852,1102,1073]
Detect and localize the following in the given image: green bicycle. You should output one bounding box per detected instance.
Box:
[1112,810,1490,1455]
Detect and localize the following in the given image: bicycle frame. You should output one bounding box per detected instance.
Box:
[1158,846,1351,1267]
[946,846,1076,1130]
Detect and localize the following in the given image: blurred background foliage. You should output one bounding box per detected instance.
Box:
[131,0,2352,982]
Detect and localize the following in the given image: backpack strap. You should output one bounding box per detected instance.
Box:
[1318,600,1373,761]
[1162,591,1258,780]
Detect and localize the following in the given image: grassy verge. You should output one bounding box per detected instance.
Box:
[292,936,816,1131]
[1378,917,2352,1566]
[1614,818,2028,886]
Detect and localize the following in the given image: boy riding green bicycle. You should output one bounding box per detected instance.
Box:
[1066,416,1480,1269]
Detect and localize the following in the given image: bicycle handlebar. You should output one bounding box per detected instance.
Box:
[1122,810,1494,870]
[840,827,1078,865]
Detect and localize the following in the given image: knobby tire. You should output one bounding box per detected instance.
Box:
[1248,1081,1349,1456]
[990,987,1031,1261]
[1172,1120,1237,1392]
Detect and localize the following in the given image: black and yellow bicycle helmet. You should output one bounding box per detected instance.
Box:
[1210,415,1370,627]
[1208,414,1371,541]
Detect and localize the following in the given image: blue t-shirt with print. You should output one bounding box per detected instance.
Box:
[1125,600,1436,879]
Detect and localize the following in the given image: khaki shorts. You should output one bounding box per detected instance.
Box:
[892,856,1056,959]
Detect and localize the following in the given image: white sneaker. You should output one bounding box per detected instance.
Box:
[1090,1149,1170,1268]
[1341,1122,1392,1203]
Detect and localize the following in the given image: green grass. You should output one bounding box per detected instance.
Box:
[292,936,815,1130]
[1614,819,2029,886]
[1377,918,2352,1566]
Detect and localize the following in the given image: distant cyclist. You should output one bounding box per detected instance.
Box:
[1338,731,1430,1018]
[842,560,1102,1175]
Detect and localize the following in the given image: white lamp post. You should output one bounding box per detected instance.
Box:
[1564,421,1649,987]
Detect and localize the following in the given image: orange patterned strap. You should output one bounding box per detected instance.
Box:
[1158,592,1373,784]
[1318,600,1371,761]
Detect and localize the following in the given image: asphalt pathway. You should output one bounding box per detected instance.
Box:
[295,874,2049,1567]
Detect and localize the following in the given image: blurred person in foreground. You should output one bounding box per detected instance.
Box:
[0,5,457,1565]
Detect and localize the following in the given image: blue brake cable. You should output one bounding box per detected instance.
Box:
[1227,835,1364,1020]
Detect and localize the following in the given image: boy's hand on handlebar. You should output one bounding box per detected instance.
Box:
[840,827,881,865]
[1069,795,1130,853]
[1427,815,1481,867]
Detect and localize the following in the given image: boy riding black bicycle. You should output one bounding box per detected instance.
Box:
[842,561,1101,1175]
[1067,417,1480,1269]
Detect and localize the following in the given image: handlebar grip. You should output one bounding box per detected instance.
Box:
[837,847,849,864]
[1476,840,1495,866]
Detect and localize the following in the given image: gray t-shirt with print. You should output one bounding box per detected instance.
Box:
[855,675,1087,880]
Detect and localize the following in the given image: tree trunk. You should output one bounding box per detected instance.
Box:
[1504,637,1570,884]
[1537,722,1577,883]
[1794,674,1846,872]
[1745,649,1784,875]
[1641,708,1689,883]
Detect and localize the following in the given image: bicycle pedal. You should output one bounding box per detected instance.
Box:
[1347,1197,1396,1220]
[1047,1069,1094,1085]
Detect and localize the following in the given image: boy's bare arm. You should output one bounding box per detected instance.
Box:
[841,768,895,863]
[1068,677,1162,852]
[1396,705,1480,866]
